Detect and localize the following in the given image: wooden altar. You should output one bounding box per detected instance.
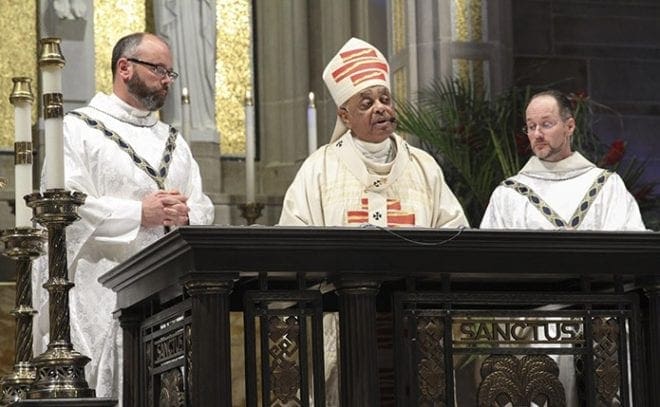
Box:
[99,226,660,406]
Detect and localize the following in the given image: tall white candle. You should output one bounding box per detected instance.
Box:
[11,78,34,228]
[307,92,318,156]
[9,77,34,228]
[181,87,192,144]
[39,38,66,190]
[245,91,256,203]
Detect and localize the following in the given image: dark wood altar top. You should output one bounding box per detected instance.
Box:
[99,226,660,311]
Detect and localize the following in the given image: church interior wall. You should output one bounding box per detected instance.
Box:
[512,0,660,187]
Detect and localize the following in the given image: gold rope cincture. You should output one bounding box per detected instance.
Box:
[501,170,613,229]
[68,111,177,190]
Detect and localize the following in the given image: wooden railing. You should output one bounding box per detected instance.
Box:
[100,226,660,407]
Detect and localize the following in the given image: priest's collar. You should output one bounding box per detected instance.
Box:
[519,152,596,180]
[88,92,159,127]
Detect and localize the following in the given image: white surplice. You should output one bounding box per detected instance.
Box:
[480,152,646,231]
[32,92,215,401]
[279,131,468,228]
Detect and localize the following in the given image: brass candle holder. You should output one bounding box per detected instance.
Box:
[25,189,95,399]
[0,228,45,404]
[238,202,265,225]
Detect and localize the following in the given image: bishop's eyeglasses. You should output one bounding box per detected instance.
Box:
[127,58,179,81]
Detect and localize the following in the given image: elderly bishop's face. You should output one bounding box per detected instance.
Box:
[339,85,396,143]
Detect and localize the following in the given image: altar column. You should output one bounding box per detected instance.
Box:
[182,274,235,407]
[334,276,381,407]
[641,278,660,406]
[117,310,142,407]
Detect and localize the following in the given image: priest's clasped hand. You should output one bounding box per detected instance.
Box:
[141,189,190,227]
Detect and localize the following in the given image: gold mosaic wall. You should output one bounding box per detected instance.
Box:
[393,67,407,104]
[451,0,487,94]
[0,2,37,148]
[391,0,408,107]
[452,0,483,42]
[215,0,252,155]
[94,1,147,94]
[453,58,488,94]
[392,0,406,54]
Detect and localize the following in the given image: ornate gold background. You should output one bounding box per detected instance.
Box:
[94,1,147,95]
[0,2,37,148]
[215,0,252,155]
[452,0,486,92]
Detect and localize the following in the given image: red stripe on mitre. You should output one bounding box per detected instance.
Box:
[332,61,388,83]
[339,47,378,62]
[351,70,386,85]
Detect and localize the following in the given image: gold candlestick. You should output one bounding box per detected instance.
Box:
[25,190,95,399]
[238,202,265,225]
[0,228,46,403]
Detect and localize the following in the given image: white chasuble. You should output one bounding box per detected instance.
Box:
[279,131,468,228]
[32,93,214,401]
[480,152,646,231]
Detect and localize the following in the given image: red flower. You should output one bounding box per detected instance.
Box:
[568,91,589,110]
[599,139,625,167]
[634,184,653,202]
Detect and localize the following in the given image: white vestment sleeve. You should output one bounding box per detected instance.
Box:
[432,166,470,228]
[480,187,508,229]
[600,174,646,231]
[175,140,215,225]
[278,156,321,226]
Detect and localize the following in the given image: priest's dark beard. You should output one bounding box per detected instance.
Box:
[127,74,168,111]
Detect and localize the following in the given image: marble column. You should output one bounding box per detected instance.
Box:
[307,0,351,150]
[254,0,311,195]
[392,0,513,101]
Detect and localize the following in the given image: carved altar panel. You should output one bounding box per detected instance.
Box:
[141,299,191,407]
[243,290,325,407]
[395,292,638,407]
